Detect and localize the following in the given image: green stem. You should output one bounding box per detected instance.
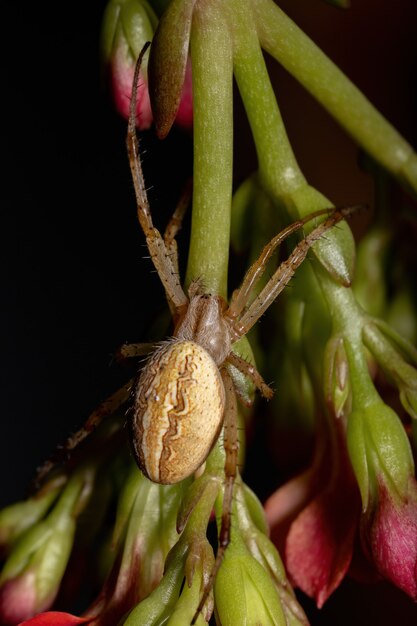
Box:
[316,268,380,409]
[252,0,417,194]
[225,0,305,198]
[185,1,233,297]
[225,0,327,211]
[228,0,356,286]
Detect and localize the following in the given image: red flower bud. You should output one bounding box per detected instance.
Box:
[362,477,417,600]
[0,570,41,625]
[101,0,193,131]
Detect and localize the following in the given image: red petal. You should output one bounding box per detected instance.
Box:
[285,488,358,607]
[18,612,93,626]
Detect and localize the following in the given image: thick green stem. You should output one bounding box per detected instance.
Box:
[252,0,417,194]
[185,1,233,297]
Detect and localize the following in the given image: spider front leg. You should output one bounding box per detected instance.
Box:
[229,205,359,339]
[192,368,239,624]
[225,206,345,326]
[127,45,188,315]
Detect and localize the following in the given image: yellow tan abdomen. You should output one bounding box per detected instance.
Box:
[131,340,225,484]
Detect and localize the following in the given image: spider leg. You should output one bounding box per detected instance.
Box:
[225,206,356,325]
[115,341,156,363]
[226,350,273,400]
[127,44,188,313]
[163,177,192,275]
[231,205,359,340]
[163,178,192,316]
[33,380,133,488]
[192,368,238,624]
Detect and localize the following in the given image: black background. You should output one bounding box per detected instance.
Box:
[2,0,417,624]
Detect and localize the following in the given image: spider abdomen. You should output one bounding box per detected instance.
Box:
[131,340,225,484]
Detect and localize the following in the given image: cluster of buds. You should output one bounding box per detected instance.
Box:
[1,441,309,625]
[2,0,417,624]
[101,0,193,131]
[262,210,417,606]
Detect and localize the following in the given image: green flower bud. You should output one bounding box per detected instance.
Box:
[148,0,195,137]
[287,185,356,287]
[0,469,93,624]
[101,0,157,127]
[122,483,216,625]
[347,400,415,510]
[0,481,62,552]
[214,537,287,626]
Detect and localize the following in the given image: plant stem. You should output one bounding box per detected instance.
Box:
[225,0,305,198]
[185,1,233,297]
[228,0,355,286]
[252,0,417,194]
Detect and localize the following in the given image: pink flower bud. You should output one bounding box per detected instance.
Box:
[362,477,417,600]
[101,0,193,131]
[110,43,153,129]
[0,570,42,625]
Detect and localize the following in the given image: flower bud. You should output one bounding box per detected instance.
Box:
[0,484,61,555]
[121,532,214,625]
[288,185,356,286]
[101,0,193,131]
[0,511,76,624]
[236,484,309,625]
[147,0,195,137]
[347,399,415,510]
[83,465,185,626]
[101,0,156,128]
[214,537,288,626]
[0,470,94,624]
[362,476,417,599]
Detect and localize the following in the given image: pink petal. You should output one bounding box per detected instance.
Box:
[285,487,358,607]
[265,468,313,555]
[18,612,93,626]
